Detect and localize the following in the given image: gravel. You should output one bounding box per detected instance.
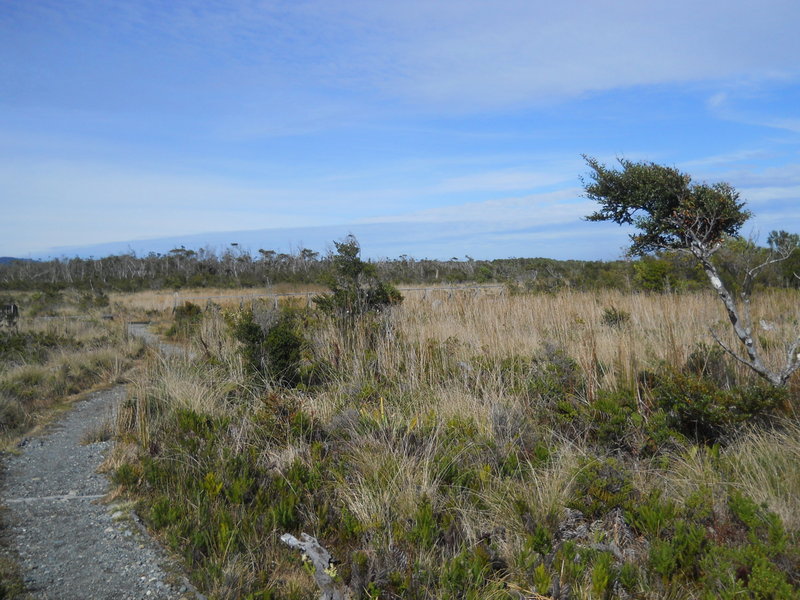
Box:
[0,326,203,599]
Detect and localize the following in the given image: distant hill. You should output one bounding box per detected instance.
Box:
[0,257,30,264]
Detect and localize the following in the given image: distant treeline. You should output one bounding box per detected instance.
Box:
[1,239,798,293]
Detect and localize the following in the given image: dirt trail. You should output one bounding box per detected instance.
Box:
[0,324,200,599]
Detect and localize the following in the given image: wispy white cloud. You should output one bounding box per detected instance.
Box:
[360,188,587,226]
[433,169,571,194]
[2,1,799,260]
[6,0,799,118]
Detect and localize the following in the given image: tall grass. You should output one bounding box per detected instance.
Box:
[0,299,143,446]
[114,287,800,599]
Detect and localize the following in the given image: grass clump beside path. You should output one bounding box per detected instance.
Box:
[0,290,144,448]
[111,288,800,599]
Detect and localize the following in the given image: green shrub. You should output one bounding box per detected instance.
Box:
[314,235,402,323]
[654,372,785,443]
[684,342,736,388]
[409,496,440,549]
[0,330,75,365]
[590,551,615,599]
[166,301,203,339]
[439,545,500,599]
[601,305,631,328]
[568,457,636,518]
[629,489,677,537]
[530,342,583,402]
[0,394,26,435]
[227,306,306,386]
[648,520,707,580]
[113,463,140,488]
[583,389,643,449]
[700,544,797,599]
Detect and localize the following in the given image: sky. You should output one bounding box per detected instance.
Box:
[1,0,799,261]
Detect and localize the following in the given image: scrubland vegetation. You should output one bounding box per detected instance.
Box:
[3,238,799,294]
[3,169,800,597]
[105,283,800,599]
[0,289,144,447]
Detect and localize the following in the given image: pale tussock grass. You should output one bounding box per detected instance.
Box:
[338,425,443,532]
[724,421,800,533]
[153,355,247,417]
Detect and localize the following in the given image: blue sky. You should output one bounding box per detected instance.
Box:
[2,1,799,260]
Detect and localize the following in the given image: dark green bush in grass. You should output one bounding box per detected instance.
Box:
[314,235,402,324]
[227,306,305,386]
[653,372,786,443]
[166,301,203,339]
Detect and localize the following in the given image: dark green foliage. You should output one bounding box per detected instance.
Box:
[78,289,110,310]
[634,256,677,292]
[600,306,630,328]
[700,545,797,599]
[653,372,786,443]
[439,544,504,599]
[0,330,76,365]
[166,301,203,339]
[684,342,736,388]
[629,489,677,537]
[527,342,583,403]
[25,289,64,316]
[228,307,305,386]
[113,463,140,488]
[583,156,751,256]
[568,457,636,518]
[314,235,402,323]
[406,496,442,551]
[593,391,642,446]
[263,313,303,386]
[649,520,708,580]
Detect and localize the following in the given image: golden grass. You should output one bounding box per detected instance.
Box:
[114,285,800,597]
[723,421,800,532]
[108,284,328,314]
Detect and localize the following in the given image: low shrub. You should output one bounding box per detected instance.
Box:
[166,301,203,339]
[601,305,631,328]
[227,306,306,386]
[568,457,636,519]
[653,372,786,443]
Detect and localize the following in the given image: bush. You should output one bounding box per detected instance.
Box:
[0,393,26,435]
[568,457,636,518]
[227,306,305,386]
[601,305,631,328]
[684,342,736,388]
[166,301,203,339]
[315,235,402,323]
[653,372,786,443]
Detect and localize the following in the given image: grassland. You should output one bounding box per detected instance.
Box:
[101,284,800,599]
[0,289,147,448]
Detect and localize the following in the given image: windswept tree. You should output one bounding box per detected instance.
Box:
[582,155,800,386]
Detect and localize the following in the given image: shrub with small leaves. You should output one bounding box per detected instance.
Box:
[166,301,203,339]
[654,372,786,443]
[227,306,306,386]
[314,235,402,324]
[568,457,636,519]
[601,305,630,328]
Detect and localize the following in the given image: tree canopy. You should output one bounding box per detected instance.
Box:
[583,155,800,386]
[582,156,751,257]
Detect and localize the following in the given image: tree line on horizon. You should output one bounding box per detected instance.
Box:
[1,236,799,294]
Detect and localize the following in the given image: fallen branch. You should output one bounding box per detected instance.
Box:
[280,532,347,600]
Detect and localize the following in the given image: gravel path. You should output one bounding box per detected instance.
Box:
[0,325,201,599]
